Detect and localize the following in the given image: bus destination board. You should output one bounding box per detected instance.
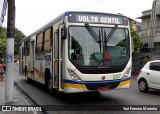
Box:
[68,12,128,25]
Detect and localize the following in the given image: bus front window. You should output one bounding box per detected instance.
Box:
[68,26,130,67]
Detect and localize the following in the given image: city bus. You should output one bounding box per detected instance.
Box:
[19,11,132,93]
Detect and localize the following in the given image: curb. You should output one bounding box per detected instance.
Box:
[131,76,137,79]
[14,81,47,114]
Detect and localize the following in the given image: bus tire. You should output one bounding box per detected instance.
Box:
[25,67,31,83]
[45,70,54,95]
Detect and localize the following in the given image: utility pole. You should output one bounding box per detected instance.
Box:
[5,0,15,102]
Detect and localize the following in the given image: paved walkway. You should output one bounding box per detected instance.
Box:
[0,78,35,114]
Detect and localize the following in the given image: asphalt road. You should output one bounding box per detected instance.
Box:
[13,65,160,114]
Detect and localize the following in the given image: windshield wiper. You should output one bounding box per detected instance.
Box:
[85,23,102,52]
[85,23,101,43]
[104,25,117,47]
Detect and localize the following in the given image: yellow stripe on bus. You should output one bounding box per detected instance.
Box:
[64,83,86,89]
[118,80,130,86]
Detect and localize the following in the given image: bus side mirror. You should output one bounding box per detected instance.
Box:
[61,27,67,40]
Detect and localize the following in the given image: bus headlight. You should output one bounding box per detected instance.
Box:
[67,68,82,81]
[121,67,131,79]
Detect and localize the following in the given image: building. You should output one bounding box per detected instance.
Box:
[0,0,7,27]
[138,0,160,48]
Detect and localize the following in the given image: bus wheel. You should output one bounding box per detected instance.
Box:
[48,78,53,94]
[25,67,31,83]
[45,71,58,95]
[45,71,53,94]
[46,77,54,95]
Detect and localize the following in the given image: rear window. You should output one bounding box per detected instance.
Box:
[149,62,160,71]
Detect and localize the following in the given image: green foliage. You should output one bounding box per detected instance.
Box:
[0,27,6,39]
[0,38,6,58]
[15,28,26,56]
[0,27,6,58]
[129,20,143,52]
[0,27,26,59]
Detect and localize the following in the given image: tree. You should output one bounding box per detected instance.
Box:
[0,38,6,58]
[0,27,7,39]
[15,28,26,56]
[129,20,143,52]
[0,27,6,58]
[0,27,26,59]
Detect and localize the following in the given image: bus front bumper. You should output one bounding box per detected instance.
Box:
[63,77,130,93]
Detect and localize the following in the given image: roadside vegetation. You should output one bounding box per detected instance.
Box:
[0,27,26,59]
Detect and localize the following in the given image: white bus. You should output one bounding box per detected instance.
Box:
[19,11,132,93]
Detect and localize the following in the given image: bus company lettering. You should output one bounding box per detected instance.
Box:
[101,17,120,24]
[78,15,98,23]
[78,15,120,24]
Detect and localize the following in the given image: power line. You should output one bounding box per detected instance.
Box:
[76,0,106,11]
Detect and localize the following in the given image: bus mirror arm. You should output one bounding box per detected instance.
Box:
[61,27,67,40]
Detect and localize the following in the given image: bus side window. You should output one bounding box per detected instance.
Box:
[44,27,52,52]
[24,40,30,56]
[36,32,43,53]
[54,32,59,59]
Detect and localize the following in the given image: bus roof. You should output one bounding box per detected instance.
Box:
[21,11,128,42]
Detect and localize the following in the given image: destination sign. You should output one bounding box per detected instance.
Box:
[68,13,128,25]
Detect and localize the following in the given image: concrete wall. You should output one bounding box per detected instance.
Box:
[132,51,160,74]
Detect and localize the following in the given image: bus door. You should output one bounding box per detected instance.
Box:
[53,30,59,89]
[19,46,24,75]
[53,24,64,91]
[58,24,65,91]
[29,41,35,79]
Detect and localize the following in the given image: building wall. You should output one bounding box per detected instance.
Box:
[153,0,160,48]
[0,0,7,27]
[141,17,150,46]
[0,0,4,26]
[140,0,160,48]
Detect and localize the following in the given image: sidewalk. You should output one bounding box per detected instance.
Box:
[0,79,35,114]
[131,73,138,79]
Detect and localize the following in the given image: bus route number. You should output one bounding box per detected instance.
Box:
[113,74,121,79]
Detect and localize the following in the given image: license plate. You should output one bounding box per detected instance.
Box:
[98,87,109,91]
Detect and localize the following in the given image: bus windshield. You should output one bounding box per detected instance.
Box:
[68,26,130,67]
